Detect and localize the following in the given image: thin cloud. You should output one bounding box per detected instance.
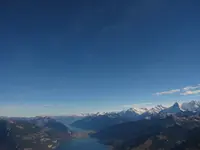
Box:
[153,84,200,96]
[154,89,180,96]
[180,90,200,96]
[182,84,200,91]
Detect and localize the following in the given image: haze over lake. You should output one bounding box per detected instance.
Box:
[59,126,109,150]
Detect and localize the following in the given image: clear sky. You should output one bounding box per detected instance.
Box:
[1,0,200,116]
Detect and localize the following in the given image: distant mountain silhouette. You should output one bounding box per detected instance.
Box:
[72,101,200,131]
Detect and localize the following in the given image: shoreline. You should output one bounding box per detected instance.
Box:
[57,129,111,150]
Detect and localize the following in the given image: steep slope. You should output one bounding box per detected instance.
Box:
[71,113,129,131]
[181,100,200,112]
[92,116,200,150]
[71,108,146,131]
[0,118,72,150]
[93,116,175,140]
[92,116,176,149]
[72,101,200,131]
[118,108,147,120]
[160,102,182,114]
[148,105,166,114]
[140,105,166,119]
[171,127,200,150]
[0,120,16,150]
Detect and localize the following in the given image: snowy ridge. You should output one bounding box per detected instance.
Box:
[124,107,148,115]
[71,101,200,130]
[181,100,200,112]
[79,101,200,119]
[147,105,166,114]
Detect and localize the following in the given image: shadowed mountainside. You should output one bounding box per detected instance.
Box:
[92,115,200,150]
[0,118,71,150]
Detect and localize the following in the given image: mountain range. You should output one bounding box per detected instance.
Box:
[87,101,200,150]
[92,115,200,150]
[1,101,200,150]
[71,100,200,131]
[0,117,71,150]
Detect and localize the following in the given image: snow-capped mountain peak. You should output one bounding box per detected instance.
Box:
[181,100,200,112]
[147,105,166,114]
[160,102,182,114]
[173,102,180,107]
[125,107,148,115]
[78,101,200,121]
[156,105,166,109]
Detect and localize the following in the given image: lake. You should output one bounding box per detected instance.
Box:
[59,126,110,150]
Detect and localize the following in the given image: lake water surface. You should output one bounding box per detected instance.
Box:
[59,126,110,150]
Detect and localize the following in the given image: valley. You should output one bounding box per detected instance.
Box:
[2,100,200,150]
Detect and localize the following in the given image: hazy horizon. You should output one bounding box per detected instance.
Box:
[0,99,199,117]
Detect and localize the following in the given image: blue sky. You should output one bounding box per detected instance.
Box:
[1,0,200,116]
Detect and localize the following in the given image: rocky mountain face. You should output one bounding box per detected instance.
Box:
[0,118,71,150]
[71,102,196,131]
[160,102,182,114]
[181,100,200,112]
[71,107,156,130]
[71,113,129,131]
[92,115,200,150]
[0,120,16,150]
[148,105,166,114]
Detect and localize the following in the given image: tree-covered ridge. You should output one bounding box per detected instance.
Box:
[0,118,71,150]
[92,115,200,150]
